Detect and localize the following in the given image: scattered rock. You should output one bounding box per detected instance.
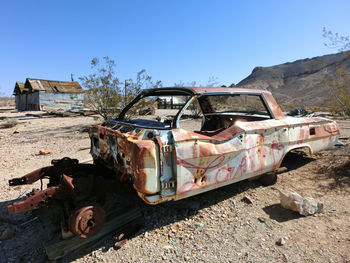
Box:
[114,239,128,249]
[163,245,173,250]
[279,190,323,216]
[242,195,253,204]
[258,217,266,223]
[13,130,19,134]
[197,222,203,228]
[0,228,15,241]
[276,237,288,246]
[39,149,52,155]
[231,199,237,207]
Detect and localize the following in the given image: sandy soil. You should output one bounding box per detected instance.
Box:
[0,115,349,263]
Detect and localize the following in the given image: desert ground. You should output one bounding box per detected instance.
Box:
[0,108,349,263]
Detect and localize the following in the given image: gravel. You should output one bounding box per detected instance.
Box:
[0,116,349,263]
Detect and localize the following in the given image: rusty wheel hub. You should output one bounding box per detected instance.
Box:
[69,205,106,238]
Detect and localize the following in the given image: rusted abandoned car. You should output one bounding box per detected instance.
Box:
[7,87,340,240]
[89,87,340,203]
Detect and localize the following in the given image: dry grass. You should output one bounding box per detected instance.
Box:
[0,97,15,108]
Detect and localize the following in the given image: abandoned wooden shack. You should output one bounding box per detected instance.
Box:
[156,96,186,109]
[13,78,84,111]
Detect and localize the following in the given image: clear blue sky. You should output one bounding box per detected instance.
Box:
[0,0,349,96]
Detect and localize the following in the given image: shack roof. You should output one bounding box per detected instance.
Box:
[16,82,25,89]
[24,78,84,93]
[13,82,29,95]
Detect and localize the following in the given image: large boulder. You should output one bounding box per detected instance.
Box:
[279,190,323,216]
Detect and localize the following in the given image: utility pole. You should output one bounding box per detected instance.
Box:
[124,80,127,107]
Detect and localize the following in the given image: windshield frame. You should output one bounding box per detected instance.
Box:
[115,88,276,130]
[116,90,194,130]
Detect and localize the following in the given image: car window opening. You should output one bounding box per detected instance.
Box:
[179,94,272,136]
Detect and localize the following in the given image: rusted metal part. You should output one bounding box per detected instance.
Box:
[173,117,340,200]
[9,157,79,188]
[174,86,275,95]
[45,207,143,260]
[89,124,160,195]
[114,233,128,249]
[7,187,60,215]
[9,167,47,186]
[114,238,128,249]
[69,205,106,238]
[172,125,245,143]
[263,92,285,119]
[7,157,119,215]
[7,156,129,240]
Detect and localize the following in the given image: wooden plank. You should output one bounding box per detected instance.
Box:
[45,206,143,260]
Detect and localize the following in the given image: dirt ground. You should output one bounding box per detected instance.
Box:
[0,114,349,263]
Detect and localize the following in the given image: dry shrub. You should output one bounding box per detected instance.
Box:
[0,118,18,129]
[0,97,15,107]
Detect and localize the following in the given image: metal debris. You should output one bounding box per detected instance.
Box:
[39,149,52,155]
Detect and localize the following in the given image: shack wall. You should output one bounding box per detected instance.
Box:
[27,92,40,110]
[15,94,27,111]
[39,92,84,111]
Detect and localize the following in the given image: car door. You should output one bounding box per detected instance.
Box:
[172,124,247,200]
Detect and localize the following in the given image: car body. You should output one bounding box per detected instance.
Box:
[88,87,340,205]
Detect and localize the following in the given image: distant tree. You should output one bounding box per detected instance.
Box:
[206,76,220,87]
[79,57,162,120]
[174,77,220,117]
[323,27,350,51]
[322,28,350,116]
[0,85,4,97]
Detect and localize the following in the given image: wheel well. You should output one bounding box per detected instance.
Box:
[278,146,314,170]
[288,146,312,156]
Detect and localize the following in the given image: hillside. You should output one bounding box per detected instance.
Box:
[237,52,350,106]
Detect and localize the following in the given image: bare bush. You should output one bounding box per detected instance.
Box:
[323,28,350,117]
[0,118,18,129]
[0,97,15,108]
[79,57,162,120]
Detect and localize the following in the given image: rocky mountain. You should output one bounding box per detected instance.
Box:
[237,52,350,106]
